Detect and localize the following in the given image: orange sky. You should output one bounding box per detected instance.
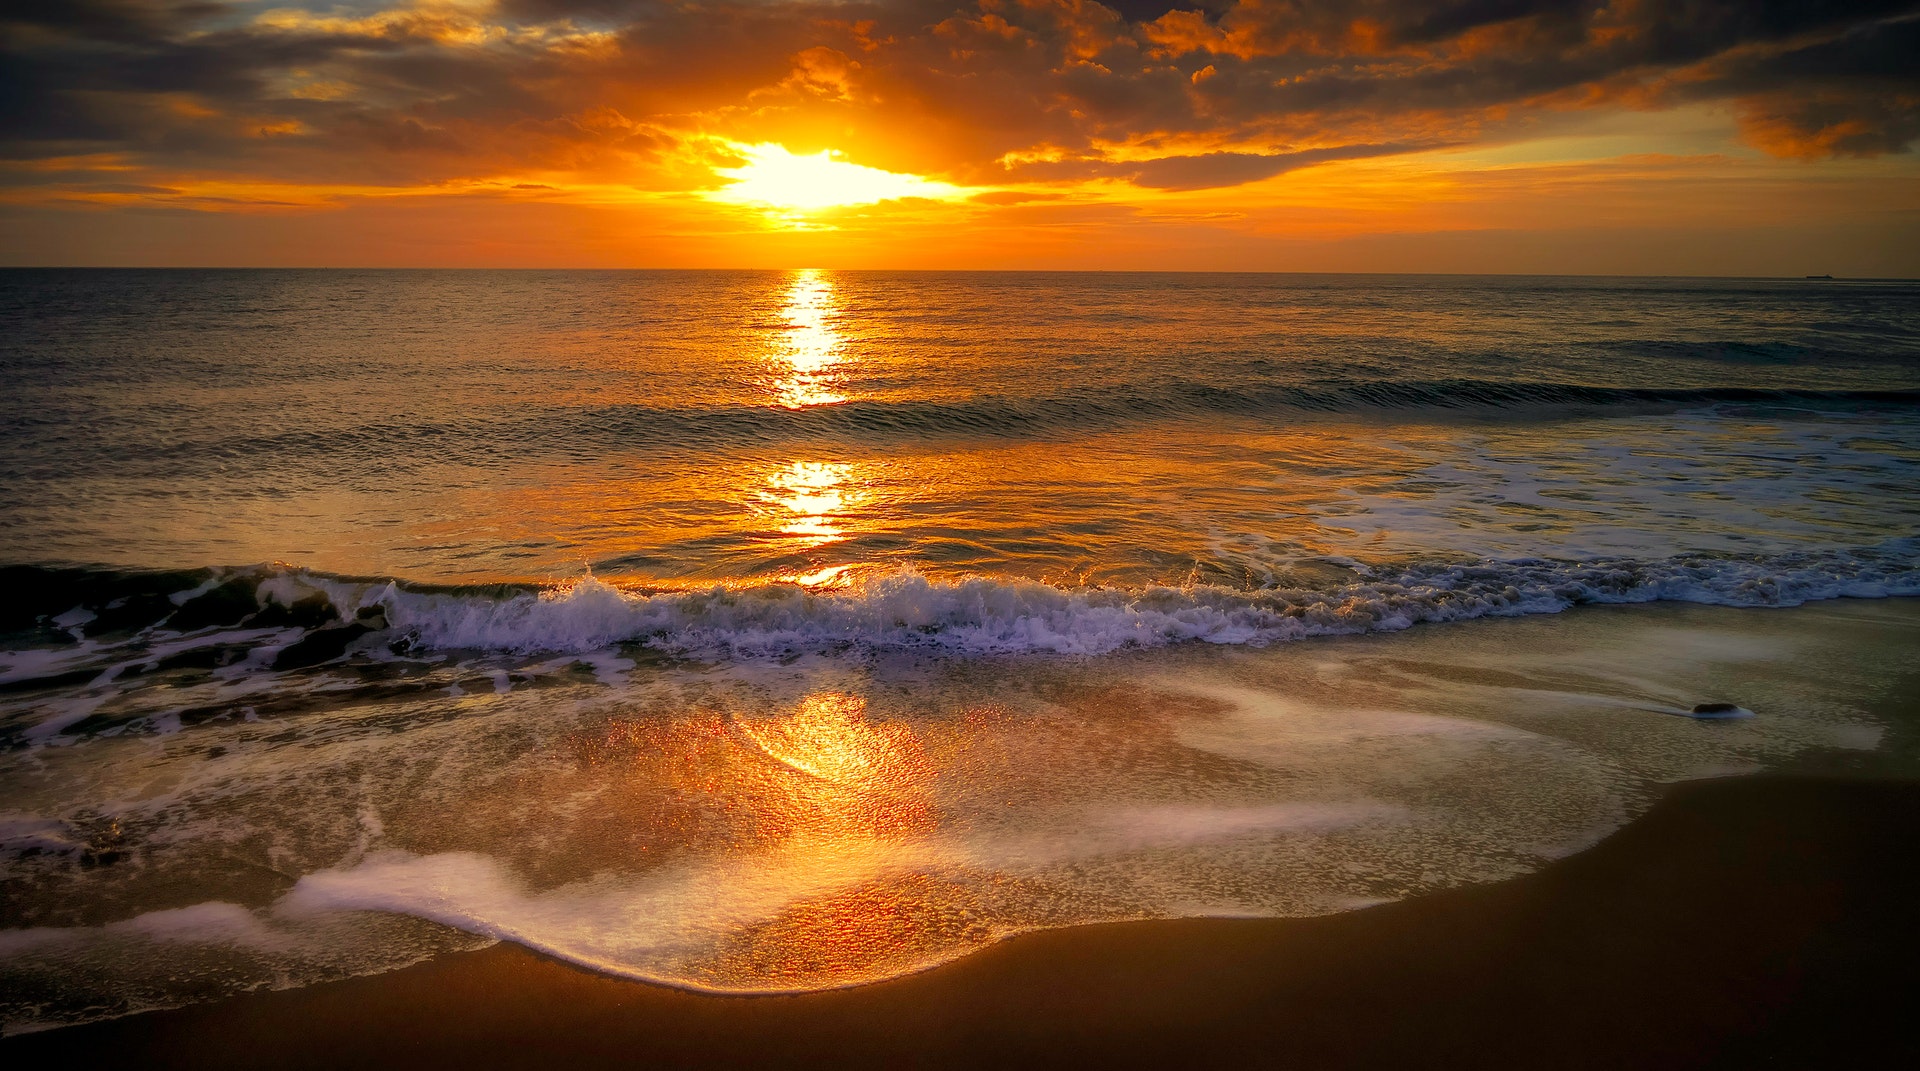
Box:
[3,1,1917,273]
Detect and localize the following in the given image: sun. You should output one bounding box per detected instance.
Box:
[710,143,968,213]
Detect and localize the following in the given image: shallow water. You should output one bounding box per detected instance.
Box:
[1,271,1918,1031]
[1,599,1911,1030]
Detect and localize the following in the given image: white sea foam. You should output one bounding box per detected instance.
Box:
[339,541,1920,659]
[278,794,1401,991]
[282,843,919,986]
[0,794,1395,1024]
[0,816,83,859]
[0,901,269,957]
[0,643,103,687]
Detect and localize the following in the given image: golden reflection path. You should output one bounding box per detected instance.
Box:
[757,461,855,549]
[753,459,864,588]
[752,268,867,587]
[426,266,1441,587]
[767,269,846,409]
[753,271,866,587]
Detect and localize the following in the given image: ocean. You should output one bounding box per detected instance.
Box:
[2,269,1918,1030]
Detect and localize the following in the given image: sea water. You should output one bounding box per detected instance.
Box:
[2,270,1917,1030]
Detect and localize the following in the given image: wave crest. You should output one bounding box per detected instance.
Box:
[6,541,1916,681]
[363,543,1920,657]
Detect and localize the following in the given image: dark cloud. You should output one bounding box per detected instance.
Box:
[0,0,1914,198]
[1709,16,1920,158]
[1394,0,1596,43]
[1131,142,1422,188]
[1698,16,1920,163]
[1095,0,1226,22]
[1006,141,1424,188]
[0,1,223,41]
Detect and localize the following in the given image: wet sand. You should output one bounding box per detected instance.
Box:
[6,767,1918,1069]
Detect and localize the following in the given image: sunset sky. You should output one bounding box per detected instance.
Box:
[4,0,1916,273]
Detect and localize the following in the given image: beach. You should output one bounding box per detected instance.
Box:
[5,597,1919,1067]
[8,767,1916,1069]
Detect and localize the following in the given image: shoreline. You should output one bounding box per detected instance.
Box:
[7,768,1918,1069]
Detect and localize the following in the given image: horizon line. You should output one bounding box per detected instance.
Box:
[0,266,1906,282]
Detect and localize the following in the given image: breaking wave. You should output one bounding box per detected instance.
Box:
[4,537,1916,685]
[369,545,1920,657]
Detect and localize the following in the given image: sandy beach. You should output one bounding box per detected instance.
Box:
[5,598,1918,1068]
[9,754,1917,1069]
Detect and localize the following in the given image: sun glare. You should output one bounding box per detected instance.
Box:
[712,143,966,213]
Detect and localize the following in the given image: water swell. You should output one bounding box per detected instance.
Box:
[1580,339,1920,365]
[37,381,1919,478]
[536,382,1920,448]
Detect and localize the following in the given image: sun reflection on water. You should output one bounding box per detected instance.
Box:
[754,459,868,587]
[768,269,847,409]
[759,460,854,547]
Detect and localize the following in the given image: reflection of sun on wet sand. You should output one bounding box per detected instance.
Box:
[585,692,928,853]
[712,694,978,984]
[580,692,967,987]
[584,691,1129,989]
[730,692,935,838]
